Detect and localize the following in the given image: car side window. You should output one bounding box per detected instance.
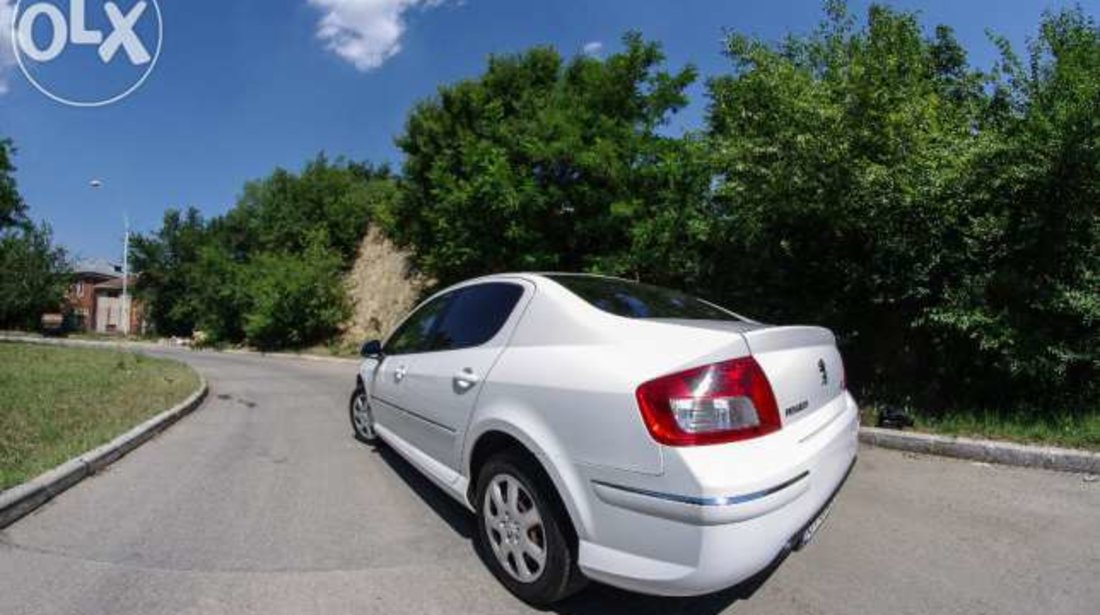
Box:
[429,283,524,352]
[385,294,452,355]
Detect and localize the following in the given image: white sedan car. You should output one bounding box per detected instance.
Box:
[350,273,858,605]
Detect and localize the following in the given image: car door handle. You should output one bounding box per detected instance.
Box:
[394,365,408,382]
[453,368,480,389]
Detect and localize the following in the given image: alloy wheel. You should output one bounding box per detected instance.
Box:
[482,473,547,583]
[351,391,375,440]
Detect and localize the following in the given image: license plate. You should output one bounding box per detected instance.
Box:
[799,500,835,548]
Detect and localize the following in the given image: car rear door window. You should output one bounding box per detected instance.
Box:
[430,283,524,351]
[385,293,452,355]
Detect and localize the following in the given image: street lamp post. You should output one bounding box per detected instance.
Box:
[122,214,130,336]
[90,179,131,336]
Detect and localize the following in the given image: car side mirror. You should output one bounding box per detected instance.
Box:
[360,339,383,359]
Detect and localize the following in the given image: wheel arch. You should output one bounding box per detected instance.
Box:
[464,420,594,542]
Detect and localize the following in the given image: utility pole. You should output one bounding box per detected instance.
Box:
[91,179,132,336]
[122,214,130,336]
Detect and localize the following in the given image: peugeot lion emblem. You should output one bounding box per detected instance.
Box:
[818,359,829,386]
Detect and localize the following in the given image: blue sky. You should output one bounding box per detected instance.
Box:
[0,0,1087,260]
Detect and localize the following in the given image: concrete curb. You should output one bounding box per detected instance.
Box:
[859,426,1100,474]
[0,361,209,529]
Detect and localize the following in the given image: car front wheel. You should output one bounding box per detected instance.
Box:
[474,452,585,605]
[349,387,378,443]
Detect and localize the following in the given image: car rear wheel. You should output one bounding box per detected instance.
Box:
[474,452,585,605]
[349,387,378,443]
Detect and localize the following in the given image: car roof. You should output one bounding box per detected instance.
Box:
[462,272,634,287]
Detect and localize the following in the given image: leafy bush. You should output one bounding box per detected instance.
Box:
[243,235,351,350]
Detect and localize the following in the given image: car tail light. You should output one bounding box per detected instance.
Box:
[636,357,782,446]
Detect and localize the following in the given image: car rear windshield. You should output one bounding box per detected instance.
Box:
[547,275,740,321]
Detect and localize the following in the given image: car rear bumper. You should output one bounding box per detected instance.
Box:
[575,392,860,596]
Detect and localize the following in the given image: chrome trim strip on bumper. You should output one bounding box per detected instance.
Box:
[591,471,810,508]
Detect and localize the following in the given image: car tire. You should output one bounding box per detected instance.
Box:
[474,451,587,606]
[349,386,379,444]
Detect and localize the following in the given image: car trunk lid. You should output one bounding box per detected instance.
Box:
[740,326,845,426]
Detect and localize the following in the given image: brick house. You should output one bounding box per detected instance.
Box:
[67,259,146,334]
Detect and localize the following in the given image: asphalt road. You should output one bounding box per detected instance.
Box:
[1,348,1097,615]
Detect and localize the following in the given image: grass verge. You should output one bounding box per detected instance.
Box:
[862,405,1100,452]
[0,342,200,490]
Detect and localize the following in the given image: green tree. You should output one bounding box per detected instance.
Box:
[189,243,251,343]
[0,139,68,330]
[218,155,392,264]
[133,156,393,347]
[706,2,987,404]
[926,7,1100,405]
[242,233,351,350]
[131,208,210,336]
[0,139,27,230]
[0,223,69,330]
[383,33,698,284]
[705,2,1099,411]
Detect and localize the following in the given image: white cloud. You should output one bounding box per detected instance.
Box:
[0,1,16,94]
[582,41,603,57]
[307,0,446,72]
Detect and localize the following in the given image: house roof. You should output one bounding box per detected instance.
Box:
[94,276,138,291]
[73,258,123,277]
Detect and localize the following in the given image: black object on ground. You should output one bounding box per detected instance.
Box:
[877,407,915,430]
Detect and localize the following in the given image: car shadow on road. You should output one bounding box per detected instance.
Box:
[374,442,783,614]
[548,560,780,615]
[374,443,473,539]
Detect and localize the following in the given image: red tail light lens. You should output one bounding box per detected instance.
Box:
[636,357,781,446]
